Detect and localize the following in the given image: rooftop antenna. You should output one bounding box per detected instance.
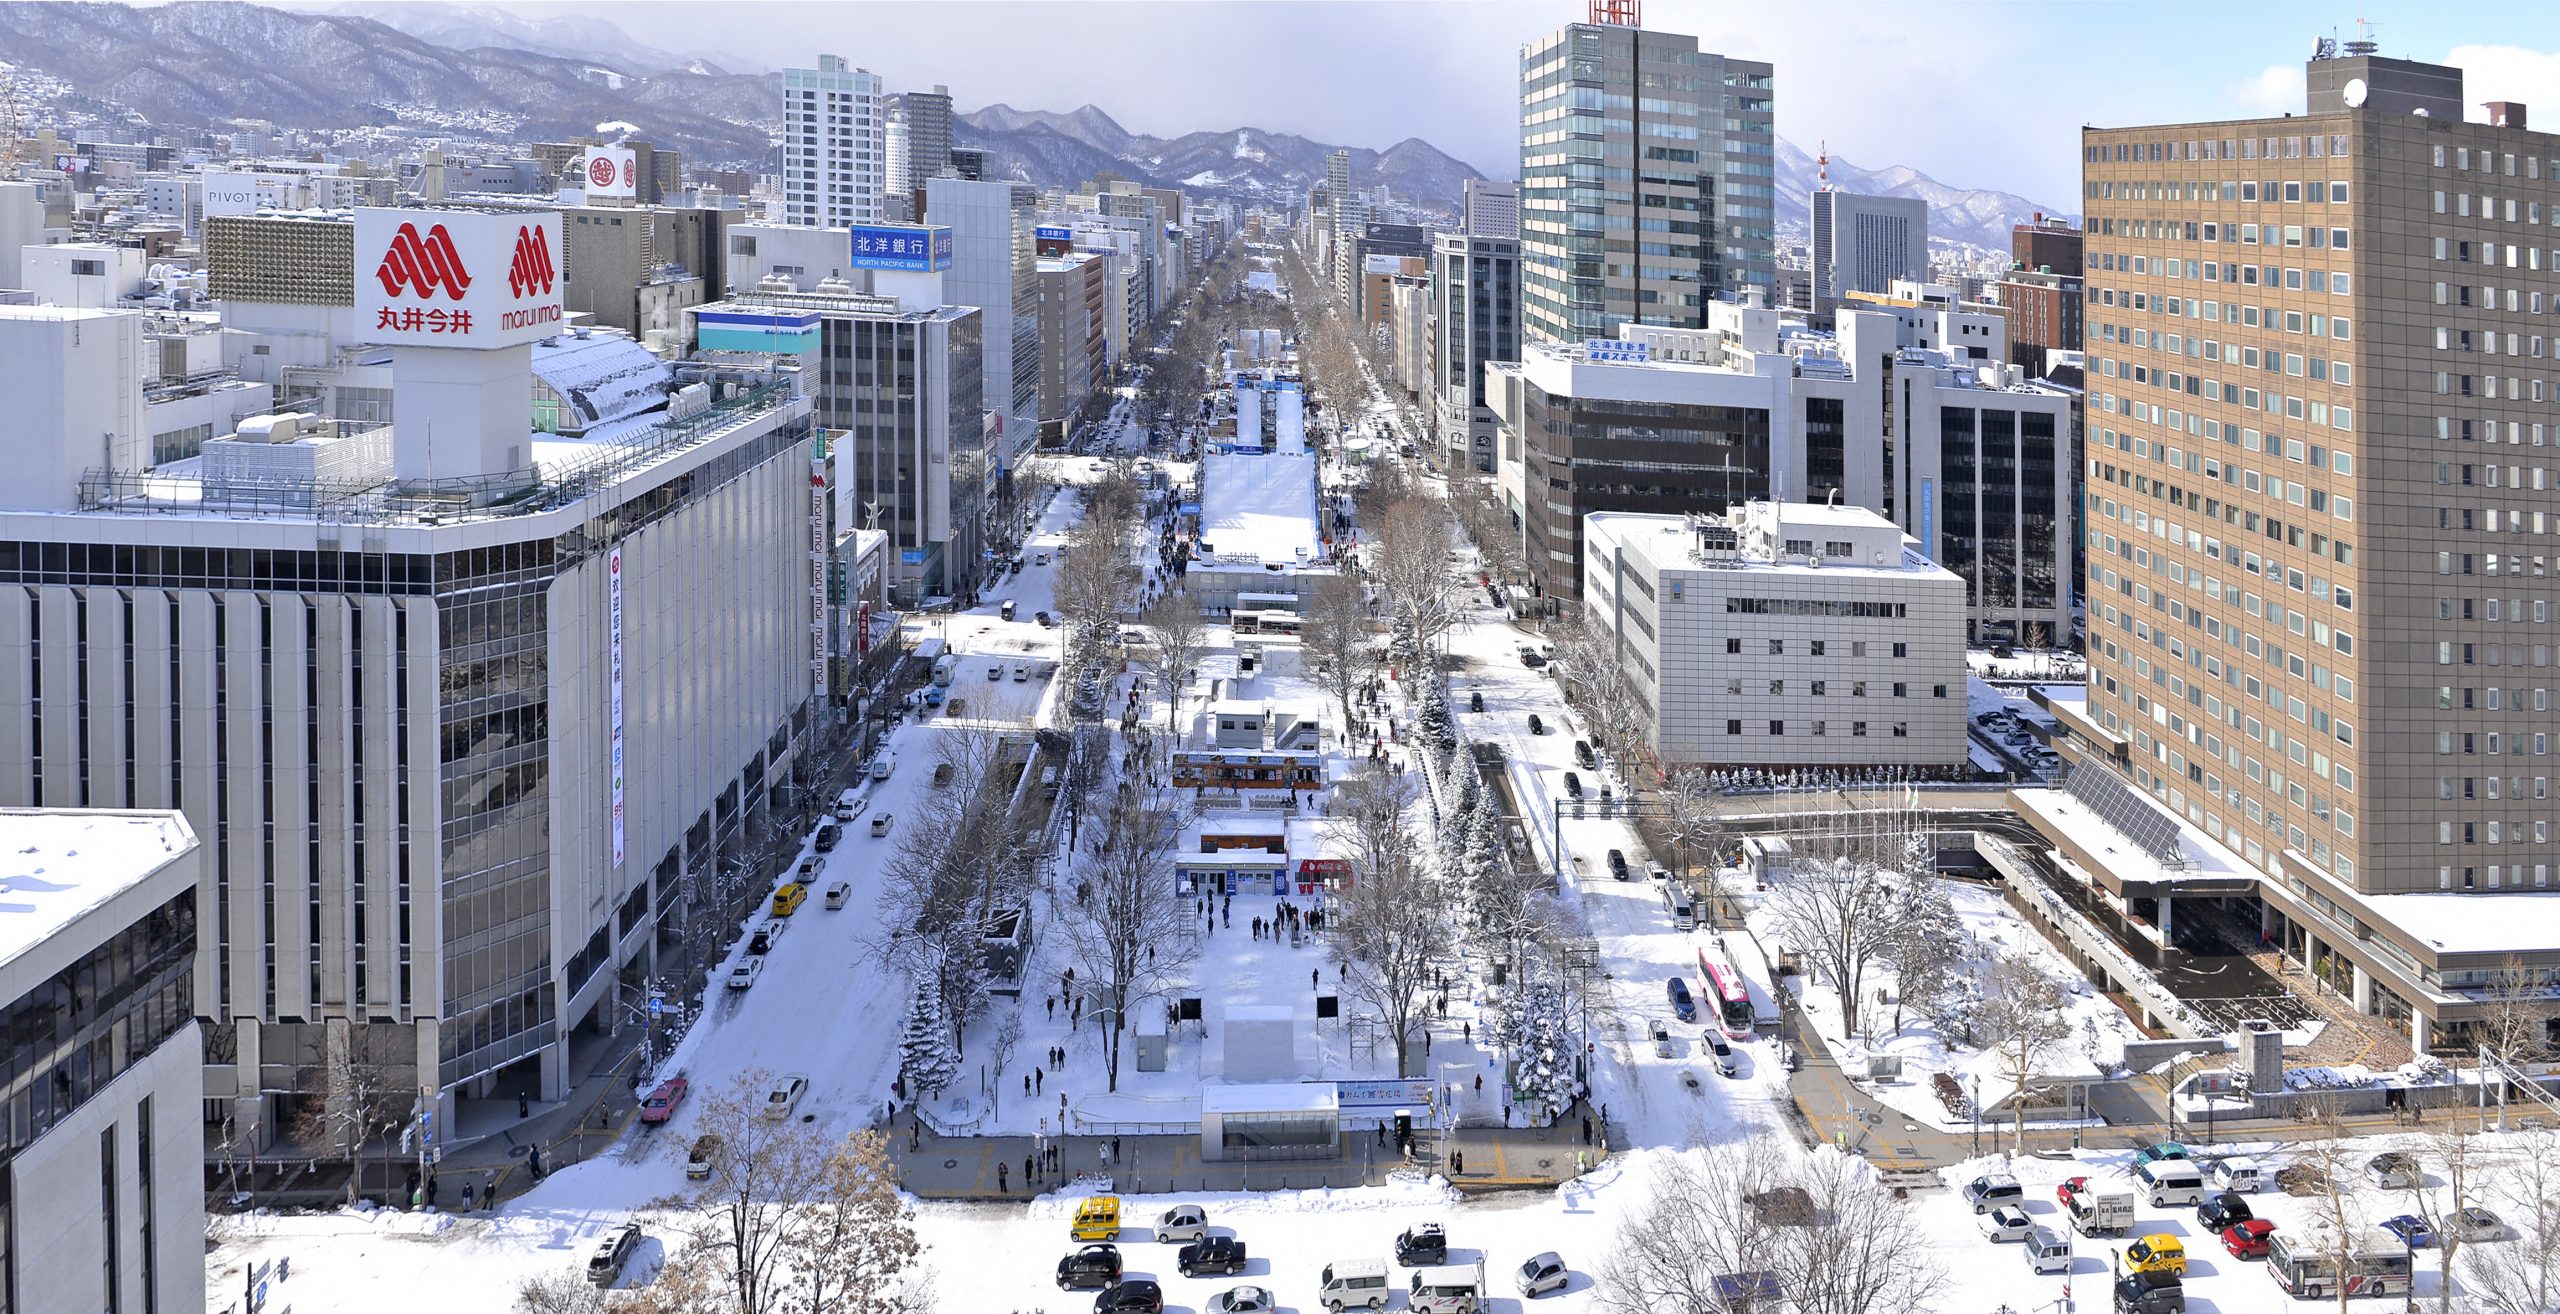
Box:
[1818,140,1830,190]
[1588,0,1639,26]
[2344,17,2377,57]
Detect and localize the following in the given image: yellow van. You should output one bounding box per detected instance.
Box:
[2124,1233,2186,1276]
[1070,1196,1121,1241]
[771,882,808,917]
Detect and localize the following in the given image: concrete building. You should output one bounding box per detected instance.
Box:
[1386,277,1433,401]
[927,177,1043,474]
[782,55,886,227]
[1810,188,1927,316]
[1518,18,1775,343]
[1431,228,1521,473]
[892,86,955,214]
[1584,503,1967,769]
[0,211,823,1148]
[1997,216,2085,373]
[1488,295,2073,640]
[1038,251,1109,443]
[1462,177,1519,241]
[0,809,206,1314]
[2032,47,2560,1056]
[529,138,684,205]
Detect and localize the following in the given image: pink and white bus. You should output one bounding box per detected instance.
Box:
[1698,950,1756,1040]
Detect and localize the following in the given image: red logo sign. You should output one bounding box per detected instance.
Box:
[589,156,615,188]
[508,224,556,298]
[621,160,636,187]
[374,221,471,300]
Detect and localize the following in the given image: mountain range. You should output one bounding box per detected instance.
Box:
[0,0,2077,238]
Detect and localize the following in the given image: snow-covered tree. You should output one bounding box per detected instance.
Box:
[1416,679,1457,755]
[895,978,960,1101]
[1882,877,1964,1039]
[1496,964,1583,1124]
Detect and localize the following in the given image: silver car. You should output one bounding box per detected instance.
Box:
[1517,1251,1569,1298]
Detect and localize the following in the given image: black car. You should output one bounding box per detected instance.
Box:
[1528,713,1546,735]
[2113,1271,2183,1314]
[1607,849,1632,881]
[1036,611,1054,627]
[2197,1191,2254,1231]
[1468,691,1485,713]
[1056,1245,1122,1290]
[1394,1223,1448,1266]
[1092,1279,1164,1314]
[747,926,778,956]
[813,823,842,853]
[1573,739,1596,769]
[1178,1236,1248,1277]
[1562,772,1584,800]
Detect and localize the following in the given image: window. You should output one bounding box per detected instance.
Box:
[1726,719,1742,736]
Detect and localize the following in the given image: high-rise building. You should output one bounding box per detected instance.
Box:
[1517,19,1774,343]
[1038,251,1110,443]
[927,177,1043,477]
[896,86,955,203]
[1462,177,1520,241]
[2043,48,2560,1056]
[782,55,885,227]
[1325,150,1363,304]
[1431,228,1520,472]
[2013,213,2084,276]
[1810,188,1927,315]
[948,146,988,182]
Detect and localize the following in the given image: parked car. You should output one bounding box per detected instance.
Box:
[1154,1204,1210,1243]
[685,1133,721,1179]
[2135,1142,2191,1165]
[1606,849,1632,881]
[1394,1223,1448,1266]
[813,823,842,853]
[2197,1192,2254,1232]
[2221,1219,2277,1259]
[1468,691,1485,712]
[2451,1205,2510,1243]
[1573,739,1596,769]
[2057,1175,2092,1209]
[2369,1152,2421,1190]
[1016,664,1032,682]
[1178,1236,1249,1277]
[2381,1214,2437,1248]
[1963,1173,2025,1215]
[2123,1234,2187,1276]
[1705,1032,1738,1077]
[989,662,1005,680]
[1649,1020,1673,1058]
[726,958,764,990]
[1562,772,1584,800]
[1207,1286,1275,1314]
[1516,1252,1569,1298]
[797,854,822,882]
[1667,977,1697,1023]
[1036,611,1054,627]
[771,883,808,916]
[1520,649,1547,668]
[762,1073,809,1120]
[638,1076,689,1125]
[586,1223,643,1287]
[1977,1205,2034,1243]
[1527,713,1546,735]
[1055,1245,1123,1290]
[1092,1279,1164,1314]
[747,923,784,955]
[2112,1270,2185,1314]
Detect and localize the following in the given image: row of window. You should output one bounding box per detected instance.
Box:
[2086,134,2351,165]
[1723,719,1910,737]
[1718,679,1948,698]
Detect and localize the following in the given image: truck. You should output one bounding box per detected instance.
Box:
[2069,1190,2137,1237]
[930,654,957,687]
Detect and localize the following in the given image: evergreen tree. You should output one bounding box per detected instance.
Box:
[1414,680,1456,756]
[896,976,961,1100]
[1495,965,1583,1123]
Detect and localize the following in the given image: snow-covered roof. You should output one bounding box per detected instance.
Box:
[530,331,671,429]
[2011,785,2255,887]
[1198,451,1320,566]
[0,809,195,968]
[2358,891,2560,957]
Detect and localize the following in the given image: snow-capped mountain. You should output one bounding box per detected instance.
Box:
[954,104,1484,211]
[1775,137,2078,254]
[305,1,759,77]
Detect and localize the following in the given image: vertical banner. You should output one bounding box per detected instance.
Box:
[810,469,830,687]
[609,546,626,868]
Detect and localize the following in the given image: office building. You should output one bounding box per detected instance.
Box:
[0,209,823,1147]
[782,55,886,227]
[1038,251,1110,442]
[1518,18,1774,343]
[1584,503,1967,769]
[927,177,1043,474]
[1430,228,1521,472]
[1326,149,1363,303]
[893,86,955,210]
[2014,213,2084,277]
[0,809,206,1314]
[1488,294,2073,640]
[948,146,988,182]
[2030,47,2560,1056]
[1998,216,2085,372]
[1462,177,1520,240]
[1810,188,1927,316]
[529,138,684,205]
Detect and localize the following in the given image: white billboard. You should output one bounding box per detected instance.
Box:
[203,171,273,219]
[583,146,637,199]
[355,208,564,349]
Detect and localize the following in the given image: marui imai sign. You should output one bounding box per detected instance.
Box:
[584,146,637,199]
[355,208,563,349]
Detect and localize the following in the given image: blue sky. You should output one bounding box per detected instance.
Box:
[459,1,2560,209]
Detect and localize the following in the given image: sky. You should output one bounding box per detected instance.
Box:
[345,0,2560,209]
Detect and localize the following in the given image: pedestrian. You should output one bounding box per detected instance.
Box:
[1376,1122,1385,1146]
[1452,1149,1464,1175]
[1312,967,1320,991]
[1463,1021,1471,1044]
[411,1185,424,1210]
[1113,1136,1122,1163]
[1581,1115,1592,1145]
[1024,1073,1032,1097]
[1504,1103,1512,1126]
[1036,1067,1046,1094]
[461,1181,475,1211]
[1576,1149,1588,1174]
[427,1173,439,1206]
[1474,1074,1482,1094]
[1025,1154,1035,1185]
[998,1162,1009,1192]
[517,1090,530,1118]
[1047,996,1056,1020]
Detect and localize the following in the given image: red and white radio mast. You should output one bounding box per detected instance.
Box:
[1589,0,1640,27]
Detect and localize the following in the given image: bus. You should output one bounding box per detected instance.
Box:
[1698,950,1755,1039]
[2266,1229,2412,1300]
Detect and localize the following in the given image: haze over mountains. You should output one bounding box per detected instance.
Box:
[0,0,2077,237]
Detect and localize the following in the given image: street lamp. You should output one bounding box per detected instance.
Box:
[1971,1075,1982,1156]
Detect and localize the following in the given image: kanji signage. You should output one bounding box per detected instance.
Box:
[355,208,565,349]
[845,223,953,273]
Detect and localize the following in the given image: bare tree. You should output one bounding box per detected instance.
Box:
[1761,855,1901,1040]
[1139,591,1210,736]
[1299,571,1381,745]
[514,1268,613,1314]
[2411,1126,2485,1314]
[1323,764,1422,888]
[877,717,1042,1044]
[1554,619,1652,779]
[1650,767,1726,889]
[2290,1093,2373,1314]
[1600,1139,1943,1314]
[665,1077,927,1314]
[290,1020,414,1207]
[2465,1126,2560,1314]
[1053,790,1201,1092]
[1328,828,1449,1077]
[2475,955,2557,1073]
[1368,497,1465,662]
[1976,947,2070,1153]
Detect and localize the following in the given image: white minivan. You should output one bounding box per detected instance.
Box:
[2134,1157,2207,1208]
[2211,1155,2263,1193]
[1318,1259,1391,1312]
[870,752,896,781]
[1408,1264,1484,1314]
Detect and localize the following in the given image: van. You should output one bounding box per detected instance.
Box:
[2133,1159,2206,1208]
[1963,1173,2025,1215]
[1407,1264,1483,1314]
[1662,884,1696,930]
[823,881,851,910]
[834,789,860,821]
[1070,1196,1122,1242]
[1001,600,1017,620]
[2123,1234,2186,1276]
[1317,1259,1391,1312]
[2024,1224,2072,1274]
[771,883,808,916]
[871,753,896,781]
[2113,1271,2184,1314]
[2211,1156,2263,1193]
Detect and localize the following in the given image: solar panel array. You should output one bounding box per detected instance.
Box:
[2063,762,2188,868]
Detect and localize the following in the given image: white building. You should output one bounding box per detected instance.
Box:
[1809,189,1927,315]
[1583,503,1967,769]
[0,211,824,1149]
[1190,450,1332,613]
[781,55,885,227]
[0,809,207,1314]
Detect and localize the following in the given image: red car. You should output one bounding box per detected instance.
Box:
[639,1076,689,1125]
[2056,1175,2090,1208]
[2222,1218,2277,1259]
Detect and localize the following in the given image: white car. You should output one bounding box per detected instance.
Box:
[1977,1204,2034,1243]
[1517,1251,1569,1297]
[988,663,1003,680]
[1209,1286,1274,1314]
[763,1073,810,1120]
[1649,1020,1673,1058]
[725,958,764,990]
[2451,1205,2510,1243]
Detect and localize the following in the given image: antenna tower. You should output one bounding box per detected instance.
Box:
[1588,0,1639,27]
